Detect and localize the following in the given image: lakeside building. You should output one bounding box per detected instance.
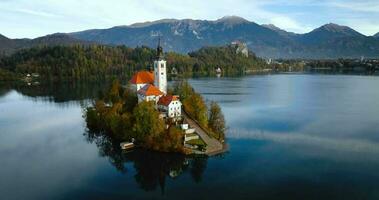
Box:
[130,39,182,119]
[231,41,248,57]
[137,84,163,103]
[158,95,182,118]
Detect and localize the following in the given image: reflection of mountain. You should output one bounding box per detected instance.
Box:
[84,128,208,193]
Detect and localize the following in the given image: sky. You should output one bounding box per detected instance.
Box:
[1,0,379,39]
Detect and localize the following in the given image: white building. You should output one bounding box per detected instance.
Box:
[154,38,168,94]
[129,38,182,118]
[158,95,182,118]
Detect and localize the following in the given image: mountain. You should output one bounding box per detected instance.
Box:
[27,33,91,46]
[0,33,91,55]
[0,34,21,55]
[70,17,379,59]
[299,23,364,45]
[70,16,301,58]
[2,16,379,59]
[374,33,379,38]
[261,24,297,38]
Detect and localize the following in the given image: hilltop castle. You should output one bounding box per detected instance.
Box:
[130,39,182,119]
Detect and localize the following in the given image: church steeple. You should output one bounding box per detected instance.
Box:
[156,37,164,60]
[154,37,167,94]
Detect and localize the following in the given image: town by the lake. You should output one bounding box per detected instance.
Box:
[1,1,379,200]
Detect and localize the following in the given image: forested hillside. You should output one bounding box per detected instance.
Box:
[0,44,268,81]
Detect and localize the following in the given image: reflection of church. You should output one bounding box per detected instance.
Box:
[130,39,182,119]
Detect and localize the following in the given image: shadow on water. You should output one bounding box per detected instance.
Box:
[83,128,209,193]
[0,81,212,193]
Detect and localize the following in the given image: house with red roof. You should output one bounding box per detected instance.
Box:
[130,71,154,91]
[158,95,182,118]
[137,84,164,103]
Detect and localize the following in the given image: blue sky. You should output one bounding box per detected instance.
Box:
[1,0,379,39]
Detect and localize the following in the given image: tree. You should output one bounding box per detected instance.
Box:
[122,85,138,112]
[0,44,268,81]
[183,93,208,127]
[107,79,122,104]
[208,101,226,141]
[174,80,194,100]
[174,80,208,127]
[132,101,165,142]
[145,126,184,152]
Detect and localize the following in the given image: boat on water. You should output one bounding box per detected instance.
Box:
[120,142,135,150]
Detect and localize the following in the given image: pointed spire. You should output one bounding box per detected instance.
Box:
[156,37,164,60]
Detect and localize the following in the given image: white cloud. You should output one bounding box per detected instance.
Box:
[228,129,379,156]
[328,1,379,13]
[267,16,312,33]
[0,0,378,38]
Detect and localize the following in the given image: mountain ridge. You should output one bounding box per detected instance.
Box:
[0,33,92,55]
[69,17,379,59]
[2,16,379,59]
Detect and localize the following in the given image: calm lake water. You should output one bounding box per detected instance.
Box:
[1,74,379,200]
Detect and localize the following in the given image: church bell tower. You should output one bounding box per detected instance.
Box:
[154,38,167,94]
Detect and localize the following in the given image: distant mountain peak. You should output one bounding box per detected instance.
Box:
[0,34,9,40]
[313,23,363,37]
[125,16,251,29]
[215,16,249,24]
[129,19,180,28]
[374,32,379,38]
[262,24,296,37]
[262,24,284,32]
[32,33,83,42]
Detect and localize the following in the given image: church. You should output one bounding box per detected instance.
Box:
[130,39,182,119]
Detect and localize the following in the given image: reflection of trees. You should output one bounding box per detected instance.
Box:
[190,156,207,183]
[84,128,209,193]
[0,81,110,104]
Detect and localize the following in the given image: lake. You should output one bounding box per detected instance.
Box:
[1,74,379,200]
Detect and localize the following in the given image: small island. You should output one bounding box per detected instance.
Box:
[85,40,226,155]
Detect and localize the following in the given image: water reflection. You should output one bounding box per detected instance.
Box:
[2,75,379,200]
[0,81,109,105]
[84,128,209,193]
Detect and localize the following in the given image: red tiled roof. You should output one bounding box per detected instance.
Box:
[130,71,154,84]
[138,84,163,96]
[158,95,179,106]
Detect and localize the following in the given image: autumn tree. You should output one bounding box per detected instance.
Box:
[107,79,123,104]
[208,101,226,141]
[174,80,208,127]
[183,93,208,127]
[145,126,184,153]
[132,101,165,142]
